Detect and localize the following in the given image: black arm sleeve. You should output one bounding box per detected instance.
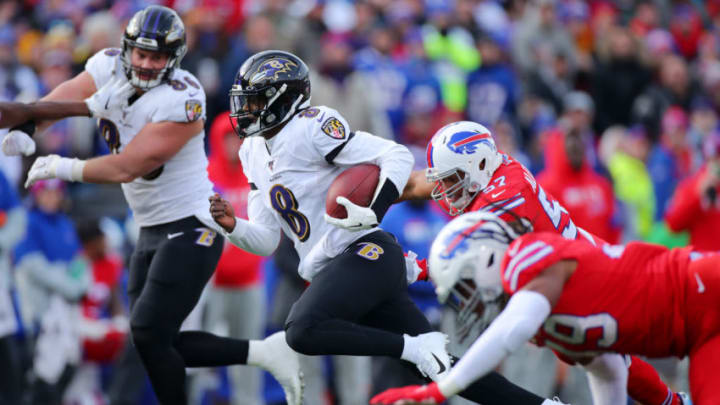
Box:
[9,120,36,137]
[370,178,400,223]
[459,371,546,405]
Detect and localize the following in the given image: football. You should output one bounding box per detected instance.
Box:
[326,164,381,219]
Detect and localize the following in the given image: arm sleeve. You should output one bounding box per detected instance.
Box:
[223,189,281,256]
[583,353,629,405]
[437,290,551,397]
[664,175,702,232]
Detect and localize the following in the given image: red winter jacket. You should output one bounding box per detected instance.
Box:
[537,130,620,244]
[665,164,720,251]
[207,112,263,288]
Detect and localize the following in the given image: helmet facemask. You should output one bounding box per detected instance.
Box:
[430,211,526,345]
[426,168,482,216]
[443,252,506,343]
[229,83,306,138]
[121,46,181,90]
[121,6,187,91]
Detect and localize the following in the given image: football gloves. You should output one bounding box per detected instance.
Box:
[84,75,135,118]
[1,129,35,156]
[404,250,429,284]
[324,196,379,231]
[25,154,85,188]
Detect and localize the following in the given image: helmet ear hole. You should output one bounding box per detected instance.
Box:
[479,158,486,171]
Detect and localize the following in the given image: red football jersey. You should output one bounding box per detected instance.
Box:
[469,153,604,246]
[501,232,692,362]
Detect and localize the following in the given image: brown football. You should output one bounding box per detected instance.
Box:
[325,164,380,219]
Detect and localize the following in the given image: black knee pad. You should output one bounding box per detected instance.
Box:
[284,318,319,355]
[129,320,171,357]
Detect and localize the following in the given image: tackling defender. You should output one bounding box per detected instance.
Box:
[373,211,708,404]
[209,49,569,405]
[400,121,688,405]
[2,6,302,405]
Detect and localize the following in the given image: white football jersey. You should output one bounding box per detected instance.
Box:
[85,48,214,227]
[239,105,413,280]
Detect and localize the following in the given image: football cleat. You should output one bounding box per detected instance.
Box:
[250,331,304,405]
[414,332,451,381]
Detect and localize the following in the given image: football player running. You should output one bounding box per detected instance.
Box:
[372,211,707,405]
[209,50,567,405]
[399,121,688,405]
[2,6,302,405]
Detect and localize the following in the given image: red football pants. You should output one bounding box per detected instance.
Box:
[686,254,720,405]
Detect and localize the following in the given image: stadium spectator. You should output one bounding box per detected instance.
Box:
[310,33,393,139]
[592,25,651,134]
[205,112,266,405]
[64,219,128,405]
[538,93,621,243]
[633,54,702,140]
[647,106,692,219]
[599,125,656,241]
[665,133,720,251]
[512,0,577,77]
[14,179,89,405]
[465,33,518,128]
[0,169,25,405]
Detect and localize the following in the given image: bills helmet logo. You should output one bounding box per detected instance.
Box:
[249,58,298,85]
[446,131,494,155]
[439,220,511,260]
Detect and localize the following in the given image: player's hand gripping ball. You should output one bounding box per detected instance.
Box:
[324,164,380,231]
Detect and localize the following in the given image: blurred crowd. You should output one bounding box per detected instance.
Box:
[2,0,720,404]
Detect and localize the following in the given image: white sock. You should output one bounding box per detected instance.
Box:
[400,334,418,363]
[247,339,264,366]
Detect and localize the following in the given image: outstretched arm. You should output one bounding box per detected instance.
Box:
[24,119,203,187]
[398,169,434,202]
[371,260,575,405]
[0,100,90,129]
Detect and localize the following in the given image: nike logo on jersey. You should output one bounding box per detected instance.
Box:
[695,273,706,293]
[431,353,446,374]
[167,232,184,239]
[491,190,506,199]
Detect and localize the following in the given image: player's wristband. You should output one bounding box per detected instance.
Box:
[55,157,86,182]
[10,120,36,137]
[416,258,428,281]
[370,178,400,223]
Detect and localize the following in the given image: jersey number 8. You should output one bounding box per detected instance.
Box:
[269,184,310,242]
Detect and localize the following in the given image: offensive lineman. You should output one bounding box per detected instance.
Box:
[372,211,712,404]
[401,120,689,405]
[209,49,567,405]
[3,6,302,405]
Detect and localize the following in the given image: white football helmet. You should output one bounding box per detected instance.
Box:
[426,121,502,216]
[429,211,521,342]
